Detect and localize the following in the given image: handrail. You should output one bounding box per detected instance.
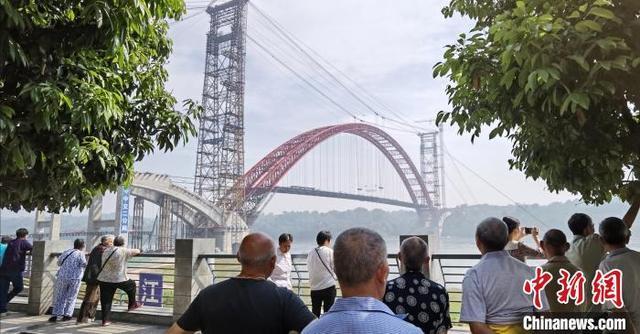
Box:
[51,251,175,258]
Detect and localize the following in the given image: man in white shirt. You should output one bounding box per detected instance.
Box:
[270,233,294,290]
[307,230,336,317]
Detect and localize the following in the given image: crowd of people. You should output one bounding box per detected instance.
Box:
[1,204,639,333]
[166,206,640,334]
[0,231,142,326]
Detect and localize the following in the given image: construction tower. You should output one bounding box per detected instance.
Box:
[419,124,445,209]
[194,0,249,213]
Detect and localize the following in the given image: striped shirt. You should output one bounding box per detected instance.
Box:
[302,296,422,334]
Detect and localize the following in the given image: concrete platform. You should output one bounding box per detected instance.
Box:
[0,312,169,334]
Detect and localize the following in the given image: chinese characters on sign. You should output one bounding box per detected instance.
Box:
[120,187,131,234]
[138,273,163,307]
[523,268,623,309]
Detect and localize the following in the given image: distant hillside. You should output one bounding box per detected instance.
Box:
[2,200,632,243]
[254,200,632,243]
[440,200,629,238]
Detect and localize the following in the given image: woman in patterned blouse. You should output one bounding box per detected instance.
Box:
[502,216,545,262]
[49,239,87,322]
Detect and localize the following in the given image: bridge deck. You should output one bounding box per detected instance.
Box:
[270,186,428,209]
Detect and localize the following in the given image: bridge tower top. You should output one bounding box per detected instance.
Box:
[419,124,445,209]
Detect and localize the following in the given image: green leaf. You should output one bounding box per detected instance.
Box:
[571,93,590,110]
[567,10,581,19]
[588,7,616,20]
[489,127,502,139]
[0,105,15,118]
[568,55,590,71]
[575,20,602,32]
[499,68,518,89]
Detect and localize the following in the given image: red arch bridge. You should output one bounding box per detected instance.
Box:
[237,123,434,222]
[92,123,438,252]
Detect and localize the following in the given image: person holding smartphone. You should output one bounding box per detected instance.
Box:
[502,216,544,262]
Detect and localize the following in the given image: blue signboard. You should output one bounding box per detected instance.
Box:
[138,273,163,307]
[120,187,131,234]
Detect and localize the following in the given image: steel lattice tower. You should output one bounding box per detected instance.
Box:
[419,124,445,209]
[194,0,249,212]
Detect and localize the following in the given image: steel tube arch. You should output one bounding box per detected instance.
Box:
[237,123,432,220]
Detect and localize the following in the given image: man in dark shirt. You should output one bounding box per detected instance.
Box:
[0,228,33,315]
[384,236,452,333]
[166,232,315,334]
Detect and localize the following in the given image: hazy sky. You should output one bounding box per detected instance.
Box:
[3,0,579,220]
[133,0,577,214]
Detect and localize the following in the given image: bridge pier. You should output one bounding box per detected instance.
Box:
[158,196,173,252]
[32,212,61,241]
[86,195,117,247]
[130,196,145,249]
[209,224,247,254]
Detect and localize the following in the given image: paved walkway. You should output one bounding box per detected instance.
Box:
[0,311,471,333]
[0,312,168,334]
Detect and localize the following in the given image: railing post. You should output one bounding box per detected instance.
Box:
[27,240,69,315]
[173,238,215,321]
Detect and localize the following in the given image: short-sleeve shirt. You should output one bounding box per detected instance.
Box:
[599,247,640,331]
[270,250,293,289]
[97,247,136,283]
[541,256,584,313]
[566,234,605,281]
[302,297,422,334]
[460,250,548,325]
[383,271,452,333]
[57,248,87,280]
[177,278,315,334]
[566,234,605,310]
[307,246,336,291]
[1,239,33,272]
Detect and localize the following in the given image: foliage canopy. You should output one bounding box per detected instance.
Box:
[435,0,640,204]
[0,1,200,212]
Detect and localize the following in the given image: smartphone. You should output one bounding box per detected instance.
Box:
[524,227,533,234]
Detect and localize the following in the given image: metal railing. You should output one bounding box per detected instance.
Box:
[432,254,482,323]
[44,252,176,312]
[15,251,483,325]
[202,252,480,322]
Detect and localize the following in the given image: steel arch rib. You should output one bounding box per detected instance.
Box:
[240,123,432,215]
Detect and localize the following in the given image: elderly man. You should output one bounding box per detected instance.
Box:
[598,217,640,332]
[302,228,421,334]
[460,218,547,334]
[566,202,639,311]
[167,233,315,334]
[539,229,583,313]
[384,236,452,333]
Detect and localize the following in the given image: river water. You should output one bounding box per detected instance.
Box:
[288,235,640,256]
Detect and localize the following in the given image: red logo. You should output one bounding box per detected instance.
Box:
[523,267,553,309]
[592,269,624,308]
[557,269,586,305]
[523,268,624,309]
